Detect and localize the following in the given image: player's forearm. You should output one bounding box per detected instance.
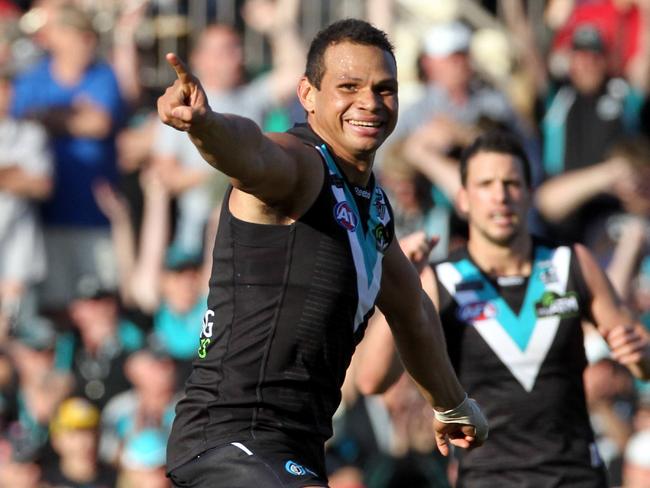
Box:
[0,170,52,199]
[535,161,615,222]
[389,292,465,411]
[355,311,403,395]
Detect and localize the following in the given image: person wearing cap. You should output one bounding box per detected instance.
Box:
[535,21,647,248]
[7,316,71,460]
[550,0,649,81]
[42,396,117,487]
[10,3,125,313]
[99,348,178,465]
[391,20,522,143]
[64,275,142,409]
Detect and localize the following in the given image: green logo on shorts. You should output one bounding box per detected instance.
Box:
[198,338,211,359]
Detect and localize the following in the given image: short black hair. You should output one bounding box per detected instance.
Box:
[305,19,395,89]
[460,130,532,187]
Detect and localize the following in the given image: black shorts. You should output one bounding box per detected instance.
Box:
[168,439,329,488]
[457,464,608,488]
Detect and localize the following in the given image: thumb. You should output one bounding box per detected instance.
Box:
[170,106,194,122]
[435,431,450,457]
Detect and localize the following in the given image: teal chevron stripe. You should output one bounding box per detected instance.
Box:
[321,145,380,287]
[454,246,553,351]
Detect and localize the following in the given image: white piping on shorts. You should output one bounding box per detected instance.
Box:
[231,442,254,456]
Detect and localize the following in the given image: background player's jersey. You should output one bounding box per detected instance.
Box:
[167,124,394,472]
[434,240,607,487]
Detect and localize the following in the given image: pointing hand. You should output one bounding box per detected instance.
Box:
[157,53,210,132]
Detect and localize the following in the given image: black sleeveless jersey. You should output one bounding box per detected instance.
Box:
[166,124,394,472]
[434,241,607,487]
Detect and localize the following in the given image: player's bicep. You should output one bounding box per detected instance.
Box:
[235,131,321,210]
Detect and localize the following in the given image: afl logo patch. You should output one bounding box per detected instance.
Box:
[334,201,358,231]
[457,301,496,322]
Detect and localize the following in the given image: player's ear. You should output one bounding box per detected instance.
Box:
[298,77,316,114]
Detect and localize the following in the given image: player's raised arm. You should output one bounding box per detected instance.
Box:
[157,53,315,211]
[574,243,650,380]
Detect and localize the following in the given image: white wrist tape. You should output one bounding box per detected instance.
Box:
[434,394,489,442]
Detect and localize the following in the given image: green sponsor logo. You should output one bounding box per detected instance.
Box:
[535,291,580,318]
[198,338,211,359]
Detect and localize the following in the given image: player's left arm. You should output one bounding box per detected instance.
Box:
[575,243,650,380]
[376,239,488,455]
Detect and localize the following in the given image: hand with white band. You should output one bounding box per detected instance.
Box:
[433,394,488,456]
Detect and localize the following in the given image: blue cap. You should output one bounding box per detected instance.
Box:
[14,316,57,351]
[164,245,203,271]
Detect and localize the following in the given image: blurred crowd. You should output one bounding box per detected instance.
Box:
[0,0,649,487]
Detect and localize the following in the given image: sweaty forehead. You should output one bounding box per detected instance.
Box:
[323,42,396,79]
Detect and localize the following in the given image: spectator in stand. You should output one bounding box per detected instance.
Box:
[42,397,117,487]
[116,428,170,488]
[504,1,650,247]
[392,20,522,142]
[0,70,52,334]
[0,438,43,488]
[151,0,304,255]
[99,348,178,465]
[535,135,650,251]
[584,358,637,485]
[6,315,71,461]
[64,276,143,409]
[551,0,650,84]
[622,429,650,487]
[10,3,125,314]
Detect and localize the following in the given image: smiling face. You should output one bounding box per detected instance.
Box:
[299,41,398,166]
[458,151,530,247]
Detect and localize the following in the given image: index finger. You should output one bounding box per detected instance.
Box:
[166,53,192,84]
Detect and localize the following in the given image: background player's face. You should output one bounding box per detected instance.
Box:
[302,41,398,163]
[459,151,530,246]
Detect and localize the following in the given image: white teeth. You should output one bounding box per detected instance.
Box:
[348,120,381,127]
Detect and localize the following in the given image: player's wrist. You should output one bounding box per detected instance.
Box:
[433,393,469,417]
[433,394,489,442]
